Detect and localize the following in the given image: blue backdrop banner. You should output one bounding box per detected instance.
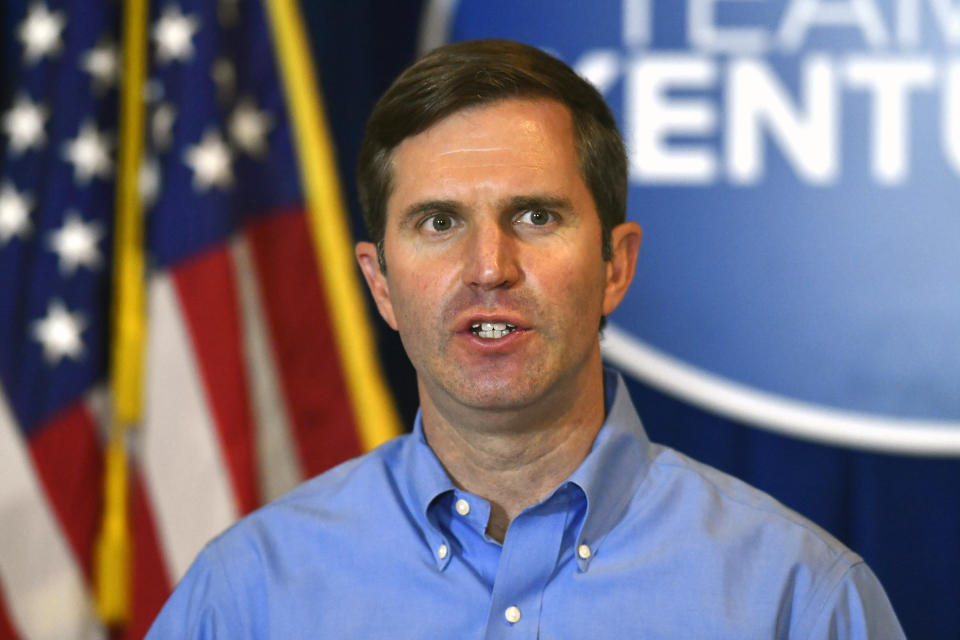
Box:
[421,1,960,637]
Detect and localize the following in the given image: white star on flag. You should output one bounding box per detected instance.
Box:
[212,57,237,103]
[184,129,234,191]
[229,99,273,157]
[62,121,113,184]
[81,40,120,92]
[31,299,87,365]
[153,5,200,64]
[151,102,176,150]
[2,94,49,155]
[0,182,34,245]
[47,210,104,274]
[140,156,161,207]
[18,3,66,64]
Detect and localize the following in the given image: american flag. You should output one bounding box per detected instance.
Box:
[0,0,399,637]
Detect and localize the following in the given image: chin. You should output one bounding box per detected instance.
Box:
[449,376,548,411]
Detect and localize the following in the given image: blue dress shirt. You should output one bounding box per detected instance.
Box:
[148,370,904,638]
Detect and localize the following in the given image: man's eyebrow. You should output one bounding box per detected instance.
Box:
[503,195,575,213]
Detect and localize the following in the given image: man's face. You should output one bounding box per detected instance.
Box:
[358,98,633,414]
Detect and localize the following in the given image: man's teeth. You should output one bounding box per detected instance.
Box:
[471,322,517,339]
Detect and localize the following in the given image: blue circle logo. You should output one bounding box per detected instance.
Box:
[432,0,960,455]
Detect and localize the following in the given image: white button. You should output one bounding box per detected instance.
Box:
[504,605,521,624]
[437,544,448,559]
[578,544,592,559]
[455,499,470,516]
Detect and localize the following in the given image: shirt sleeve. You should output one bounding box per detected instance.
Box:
[145,546,248,640]
[797,561,906,640]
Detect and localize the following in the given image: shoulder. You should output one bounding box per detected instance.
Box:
[621,444,904,637]
[271,434,408,509]
[645,443,858,566]
[187,434,410,583]
[147,435,417,637]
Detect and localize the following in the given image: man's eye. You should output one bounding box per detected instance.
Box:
[516,209,554,226]
[424,214,455,232]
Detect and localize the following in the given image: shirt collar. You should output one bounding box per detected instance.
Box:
[396,368,654,569]
[404,410,456,508]
[397,410,458,568]
[565,368,653,567]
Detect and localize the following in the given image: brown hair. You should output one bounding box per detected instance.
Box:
[357,39,627,270]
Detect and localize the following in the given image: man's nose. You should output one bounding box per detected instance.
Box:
[461,220,521,291]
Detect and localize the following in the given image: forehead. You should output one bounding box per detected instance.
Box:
[386,98,586,214]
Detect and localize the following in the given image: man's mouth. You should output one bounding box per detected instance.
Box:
[470,322,517,339]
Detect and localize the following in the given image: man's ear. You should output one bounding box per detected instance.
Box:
[355,241,398,330]
[602,222,642,317]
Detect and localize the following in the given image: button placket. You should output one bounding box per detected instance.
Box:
[483,495,569,639]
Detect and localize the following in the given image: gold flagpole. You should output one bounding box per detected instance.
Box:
[96,0,149,624]
[262,0,402,449]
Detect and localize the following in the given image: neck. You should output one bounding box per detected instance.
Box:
[419,355,606,543]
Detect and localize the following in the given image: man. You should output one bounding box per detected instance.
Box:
[148,39,903,638]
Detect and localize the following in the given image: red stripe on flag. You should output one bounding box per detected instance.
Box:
[173,248,260,514]
[27,403,103,579]
[0,591,19,640]
[121,471,172,640]
[25,401,174,638]
[246,209,362,476]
